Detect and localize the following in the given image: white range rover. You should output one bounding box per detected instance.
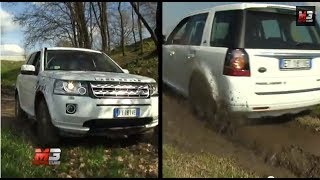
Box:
[163,3,320,120]
[15,47,158,145]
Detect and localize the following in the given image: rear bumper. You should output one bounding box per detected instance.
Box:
[220,76,320,118]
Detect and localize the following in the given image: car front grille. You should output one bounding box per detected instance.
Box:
[90,82,150,98]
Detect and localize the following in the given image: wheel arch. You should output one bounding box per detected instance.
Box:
[188,64,220,101]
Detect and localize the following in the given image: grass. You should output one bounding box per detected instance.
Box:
[1,129,157,178]
[163,144,257,178]
[1,61,24,88]
[296,106,320,131]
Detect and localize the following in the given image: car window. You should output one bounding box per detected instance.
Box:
[45,50,123,73]
[167,13,208,46]
[26,53,36,65]
[188,13,208,46]
[245,10,320,49]
[262,20,282,39]
[33,51,41,75]
[290,22,313,43]
[166,16,192,45]
[210,10,241,47]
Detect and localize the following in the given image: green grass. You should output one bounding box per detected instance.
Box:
[1,61,25,88]
[1,128,157,178]
[163,144,257,178]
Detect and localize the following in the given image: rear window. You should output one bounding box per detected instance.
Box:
[245,10,320,50]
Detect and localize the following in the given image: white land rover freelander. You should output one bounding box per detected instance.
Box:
[15,47,158,145]
[163,3,320,120]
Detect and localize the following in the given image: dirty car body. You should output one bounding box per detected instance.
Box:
[163,3,320,118]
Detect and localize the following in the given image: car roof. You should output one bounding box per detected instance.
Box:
[187,3,296,17]
[46,47,102,53]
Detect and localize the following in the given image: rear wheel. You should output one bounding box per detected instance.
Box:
[15,93,27,121]
[36,98,59,146]
[189,73,218,123]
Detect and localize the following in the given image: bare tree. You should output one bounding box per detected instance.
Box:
[130,2,158,50]
[131,6,137,46]
[118,2,125,56]
[137,2,143,54]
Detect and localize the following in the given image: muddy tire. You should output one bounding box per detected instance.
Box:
[15,93,27,121]
[189,73,217,123]
[36,98,59,146]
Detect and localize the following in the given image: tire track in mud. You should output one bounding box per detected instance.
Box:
[163,87,320,178]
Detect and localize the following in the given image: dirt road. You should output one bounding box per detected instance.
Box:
[163,87,320,178]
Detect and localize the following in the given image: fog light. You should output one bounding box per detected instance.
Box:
[66,104,77,114]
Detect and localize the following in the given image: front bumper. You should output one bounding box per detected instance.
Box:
[47,94,158,136]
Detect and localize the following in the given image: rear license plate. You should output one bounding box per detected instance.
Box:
[280,59,311,70]
[113,108,140,118]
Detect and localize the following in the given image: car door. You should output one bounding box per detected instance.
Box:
[163,15,193,94]
[24,51,41,116]
[18,52,36,113]
[177,13,209,93]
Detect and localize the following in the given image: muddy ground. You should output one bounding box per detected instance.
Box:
[163,86,320,178]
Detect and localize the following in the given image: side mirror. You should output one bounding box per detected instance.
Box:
[123,69,129,74]
[21,65,35,75]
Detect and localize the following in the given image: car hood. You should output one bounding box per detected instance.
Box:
[42,71,156,83]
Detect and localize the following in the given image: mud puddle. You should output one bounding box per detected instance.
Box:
[163,86,320,177]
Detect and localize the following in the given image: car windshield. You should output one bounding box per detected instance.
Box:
[44,50,123,73]
[245,10,320,49]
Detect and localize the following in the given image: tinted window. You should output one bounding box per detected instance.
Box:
[45,50,123,73]
[166,13,208,45]
[188,13,208,46]
[26,53,36,65]
[245,10,320,49]
[166,17,191,45]
[33,52,41,74]
[210,10,243,47]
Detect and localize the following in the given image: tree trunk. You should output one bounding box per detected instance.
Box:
[131,2,158,50]
[136,2,143,54]
[105,3,111,53]
[118,2,125,56]
[131,6,137,47]
[74,2,91,48]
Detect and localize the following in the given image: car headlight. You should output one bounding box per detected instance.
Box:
[54,80,88,96]
[149,83,158,96]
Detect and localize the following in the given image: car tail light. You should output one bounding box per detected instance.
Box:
[223,49,250,76]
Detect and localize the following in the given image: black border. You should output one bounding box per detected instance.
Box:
[155,2,163,179]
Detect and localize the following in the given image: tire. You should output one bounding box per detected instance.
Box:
[189,73,218,124]
[15,94,27,121]
[36,98,59,146]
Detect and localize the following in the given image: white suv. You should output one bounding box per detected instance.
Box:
[15,47,158,145]
[163,3,320,119]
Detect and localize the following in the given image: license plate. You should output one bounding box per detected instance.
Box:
[280,59,311,70]
[113,108,140,118]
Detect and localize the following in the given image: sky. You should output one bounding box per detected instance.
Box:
[162,2,320,36]
[1,2,320,57]
[0,2,140,57]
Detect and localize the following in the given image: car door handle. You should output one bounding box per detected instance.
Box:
[169,51,175,56]
[186,53,195,59]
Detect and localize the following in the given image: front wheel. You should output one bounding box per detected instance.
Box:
[36,99,60,146]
